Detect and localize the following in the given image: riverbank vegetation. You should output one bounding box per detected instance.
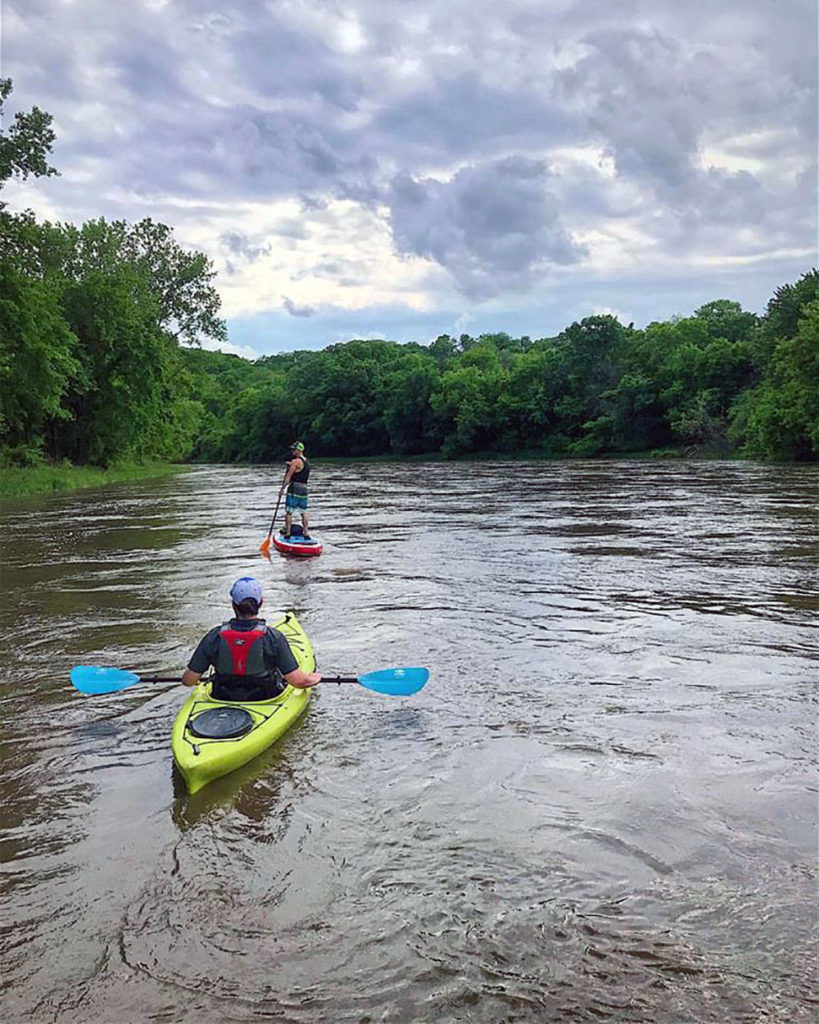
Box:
[2,79,817,473]
[183,277,818,463]
[0,461,187,499]
[0,79,223,477]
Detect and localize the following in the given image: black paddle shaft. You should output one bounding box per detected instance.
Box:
[266,468,289,538]
[322,675,359,685]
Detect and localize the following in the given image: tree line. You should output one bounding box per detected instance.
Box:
[183,277,818,463]
[1,80,817,469]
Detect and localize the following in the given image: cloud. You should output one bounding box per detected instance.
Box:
[388,156,586,298]
[219,230,272,274]
[373,71,574,164]
[282,297,316,318]
[553,23,816,253]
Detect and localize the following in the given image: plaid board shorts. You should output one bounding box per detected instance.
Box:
[285,490,308,511]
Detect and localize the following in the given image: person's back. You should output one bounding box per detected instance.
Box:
[210,615,283,701]
[290,455,310,485]
[281,441,312,539]
[181,577,322,700]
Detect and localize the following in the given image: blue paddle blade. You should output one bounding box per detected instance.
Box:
[70,665,141,695]
[357,667,429,696]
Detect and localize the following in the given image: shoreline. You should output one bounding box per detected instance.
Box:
[0,462,189,501]
[190,445,757,466]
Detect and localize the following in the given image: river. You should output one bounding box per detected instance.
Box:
[0,460,816,1023]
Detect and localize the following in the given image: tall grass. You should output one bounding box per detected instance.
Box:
[0,462,188,499]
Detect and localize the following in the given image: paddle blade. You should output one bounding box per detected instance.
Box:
[357,667,429,696]
[70,665,141,695]
[259,535,271,553]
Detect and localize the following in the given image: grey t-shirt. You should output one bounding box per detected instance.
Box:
[188,618,299,677]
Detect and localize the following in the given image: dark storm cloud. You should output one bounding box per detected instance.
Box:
[557,23,814,186]
[388,156,586,298]
[373,72,574,161]
[227,18,367,113]
[107,32,190,103]
[552,20,817,251]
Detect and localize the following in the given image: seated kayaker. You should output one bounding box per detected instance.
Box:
[181,577,321,701]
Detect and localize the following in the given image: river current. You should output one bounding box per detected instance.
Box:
[0,460,817,1023]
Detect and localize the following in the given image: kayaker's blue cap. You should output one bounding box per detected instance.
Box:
[230,576,263,607]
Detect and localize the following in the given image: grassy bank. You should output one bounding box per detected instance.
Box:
[0,461,189,500]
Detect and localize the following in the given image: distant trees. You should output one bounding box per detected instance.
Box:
[182,272,817,464]
[729,274,819,460]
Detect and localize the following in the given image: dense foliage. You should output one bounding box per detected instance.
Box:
[1,80,817,468]
[0,80,224,468]
[182,281,818,463]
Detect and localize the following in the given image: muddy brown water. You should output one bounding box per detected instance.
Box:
[1,460,817,1023]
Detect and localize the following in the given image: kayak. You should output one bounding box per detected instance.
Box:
[172,611,315,795]
[272,531,323,557]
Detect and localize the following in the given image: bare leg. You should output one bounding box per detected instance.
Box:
[302,511,310,536]
[284,510,292,536]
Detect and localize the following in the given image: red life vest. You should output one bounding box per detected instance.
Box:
[215,621,268,677]
[211,620,283,701]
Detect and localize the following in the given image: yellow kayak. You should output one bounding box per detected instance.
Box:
[172,611,315,795]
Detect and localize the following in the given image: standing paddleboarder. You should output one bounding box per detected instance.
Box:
[280,441,311,539]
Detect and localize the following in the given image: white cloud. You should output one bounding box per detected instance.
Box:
[192,338,262,360]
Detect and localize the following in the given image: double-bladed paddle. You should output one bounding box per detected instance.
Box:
[322,667,429,696]
[70,665,429,697]
[70,666,178,695]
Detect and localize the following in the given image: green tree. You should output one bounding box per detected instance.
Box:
[502,345,569,451]
[0,82,73,464]
[551,315,628,451]
[431,362,508,456]
[0,78,58,195]
[26,218,227,345]
[54,268,173,465]
[764,270,819,341]
[732,301,819,460]
[693,299,758,343]
[382,355,441,455]
[0,263,77,463]
[429,334,458,367]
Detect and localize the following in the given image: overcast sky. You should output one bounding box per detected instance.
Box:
[3,0,816,357]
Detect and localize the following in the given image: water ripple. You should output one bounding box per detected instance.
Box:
[0,460,816,1022]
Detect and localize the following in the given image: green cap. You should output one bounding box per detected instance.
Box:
[290,441,305,451]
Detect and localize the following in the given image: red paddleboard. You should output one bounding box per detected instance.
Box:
[272,532,323,557]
